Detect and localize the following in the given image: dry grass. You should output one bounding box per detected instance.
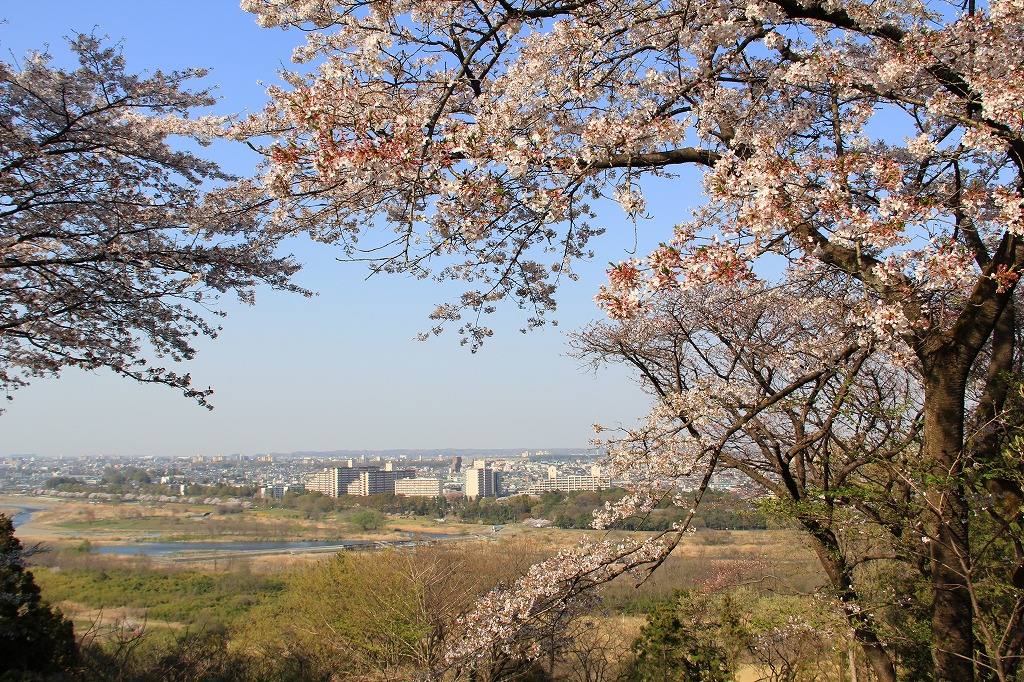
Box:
[14,496,823,601]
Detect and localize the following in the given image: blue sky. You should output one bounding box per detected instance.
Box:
[0,1,698,458]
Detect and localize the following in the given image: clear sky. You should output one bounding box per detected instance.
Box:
[0,1,698,458]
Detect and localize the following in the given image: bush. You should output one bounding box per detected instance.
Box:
[348,509,386,532]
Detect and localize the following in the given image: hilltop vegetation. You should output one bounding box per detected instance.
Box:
[18,521,845,682]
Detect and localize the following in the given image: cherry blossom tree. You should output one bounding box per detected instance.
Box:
[574,278,921,681]
[577,277,1024,681]
[0,35,304,406]
[240,1,1024,679]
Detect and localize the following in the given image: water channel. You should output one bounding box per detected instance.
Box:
[3,502,474,556]
[85,534,467,557]
[4,503,42,528]
[94,540,372,556]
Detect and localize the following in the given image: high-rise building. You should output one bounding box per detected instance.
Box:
[527,465,608,494]
[394,477,444,497]
[465,460,501,499]
[308,467,343,497]
[345,468,415,496]
[307,464,414,497]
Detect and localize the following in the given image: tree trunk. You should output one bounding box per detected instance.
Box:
[805,527,898,682]
[849,635,859,682]
[922,359,975,682]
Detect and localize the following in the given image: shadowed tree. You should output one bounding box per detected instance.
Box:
[0,514,76,678]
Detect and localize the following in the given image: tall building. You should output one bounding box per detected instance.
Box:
[345,468,414,496]
[465,460,501,499]
[394,477,444,497]
[527,465,608,494]
[307,464,414,497]
[308,467,343,497]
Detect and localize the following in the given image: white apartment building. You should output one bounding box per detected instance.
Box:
[465,460,501,499]
[394,477,444,497]
[260,483,305,499]
[307,464,415,497]
[527,464,608,494]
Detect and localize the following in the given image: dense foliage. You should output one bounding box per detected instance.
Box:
[0,514,76,679]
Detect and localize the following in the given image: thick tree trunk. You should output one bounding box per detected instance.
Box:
[922,360,975,682]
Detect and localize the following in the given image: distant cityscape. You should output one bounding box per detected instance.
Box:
[0,449,750,499]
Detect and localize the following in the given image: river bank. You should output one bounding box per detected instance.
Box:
[0,492,498,562]
[0,493,60,529]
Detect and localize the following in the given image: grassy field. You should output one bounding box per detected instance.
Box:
[16,500,834,681]
[34,560,287,633]
[29,523,823,621]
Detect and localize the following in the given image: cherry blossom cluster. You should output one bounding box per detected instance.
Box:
[238,3,1024,675]
[582,0,1021,343]
[238,0,1024,345]
[445,534,674,665]
[595,235,756,320]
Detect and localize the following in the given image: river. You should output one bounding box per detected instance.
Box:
[94,540,372,556]
[2,500,475,556]
[2,504,41,528]
[95,532,469,556]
